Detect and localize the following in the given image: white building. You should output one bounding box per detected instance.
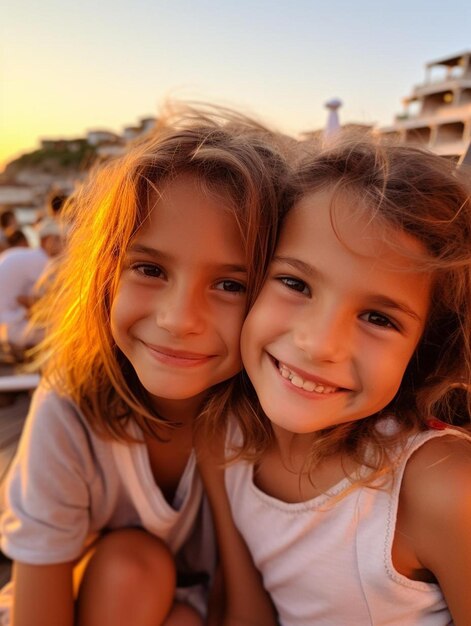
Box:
[86,130,121,147]
[0,183,35,207]
[378,51,471,160]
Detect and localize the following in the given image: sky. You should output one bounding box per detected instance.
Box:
[1,0,470,171]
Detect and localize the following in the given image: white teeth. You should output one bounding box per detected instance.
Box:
[291,375,304,388]
[277,362,337,394]
[280,365,291,379]
[302,381,316,392]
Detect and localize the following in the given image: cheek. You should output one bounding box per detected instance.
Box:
[240,313,260,365]
[365,347,415,398]
[109,289,130,343]
[109,305,123,347]
[225,310,246,355]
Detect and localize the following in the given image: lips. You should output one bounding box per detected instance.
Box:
[143,342,214,366]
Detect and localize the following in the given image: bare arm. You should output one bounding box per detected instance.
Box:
[399,436,471,625]
[12,561,74,626]
[197,436,278,626]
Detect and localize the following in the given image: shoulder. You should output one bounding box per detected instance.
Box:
[401,433,471,511]
[0,248,21,272]
[397,432,471,620]
[4,388,108,521]
[19,385,101,471]
[0,247,35,264]
[400,432,471,563]
[402,432,471,499]
[29,384,83,431]
[2,388,101,563]
[0,247,46,277]
[0,247,21,263]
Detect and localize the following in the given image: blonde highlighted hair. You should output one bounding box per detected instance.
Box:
[32,103,294,440]
[224,133,471,481]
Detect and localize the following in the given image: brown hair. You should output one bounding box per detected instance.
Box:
[32,103,294,440]
[5,228,28,247]
[228,133,471,480]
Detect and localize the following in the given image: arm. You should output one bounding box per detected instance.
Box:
[1,389,93,625]
[398,436,471,625]
[12,561,74,626]
[197,435,278,626]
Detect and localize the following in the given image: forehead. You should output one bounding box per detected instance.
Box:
[155,166,234,196]
[282,187,429,271]
[143,172,234,217]
[132,173,244,256]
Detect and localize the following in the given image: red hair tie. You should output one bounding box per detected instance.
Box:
[426,418,448,430]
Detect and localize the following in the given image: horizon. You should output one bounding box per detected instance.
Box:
[2,0,470,171]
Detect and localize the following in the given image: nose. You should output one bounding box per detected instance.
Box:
[293,306,351,364]
[156,284,206,337]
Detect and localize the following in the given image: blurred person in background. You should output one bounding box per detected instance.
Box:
[0,210,19,254]
[46,190,68,219]
[0,219,62,359]
[4,230,29,249]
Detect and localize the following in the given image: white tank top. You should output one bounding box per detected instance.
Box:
[225,425,466,626]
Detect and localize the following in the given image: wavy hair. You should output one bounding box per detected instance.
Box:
[226,133,471,484]
[31,103,294,440]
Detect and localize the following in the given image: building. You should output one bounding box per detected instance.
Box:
[86,130,121,147]
[0,182,36,209]
[1,113,159,217]
[378,51,471,160]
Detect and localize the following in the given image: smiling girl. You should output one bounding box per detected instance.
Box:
[201,136,471,625]
[0,105,291,626]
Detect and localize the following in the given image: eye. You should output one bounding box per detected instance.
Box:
[214,280,246,294]
[132,263,164,279]
[361,311,398,330]
[278,276,310,295]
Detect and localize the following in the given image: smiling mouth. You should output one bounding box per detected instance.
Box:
[273,359,342,394]
[144,343,214,365]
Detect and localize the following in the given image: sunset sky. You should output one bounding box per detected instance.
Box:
[1,0,470,171]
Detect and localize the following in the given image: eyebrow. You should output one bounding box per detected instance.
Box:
[272,255,424,323]
[127,243,248,274]
[366,296,424,323]
[273,255,316,277]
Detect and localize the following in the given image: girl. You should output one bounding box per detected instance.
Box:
[201,136,471,625]
[0,104,291,626]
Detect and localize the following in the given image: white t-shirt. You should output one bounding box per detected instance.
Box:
[0,247,49,346]
[0,385,215,621]
[225,423,467,626]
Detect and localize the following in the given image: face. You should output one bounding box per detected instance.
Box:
[42,234,62,257]
[111,173,247,419]
[241,188,432,436]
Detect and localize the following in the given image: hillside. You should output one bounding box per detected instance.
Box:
[3,140,97,182]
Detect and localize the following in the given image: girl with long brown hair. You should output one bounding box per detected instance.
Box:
[201,136,471,625]
[0,104,291,626]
